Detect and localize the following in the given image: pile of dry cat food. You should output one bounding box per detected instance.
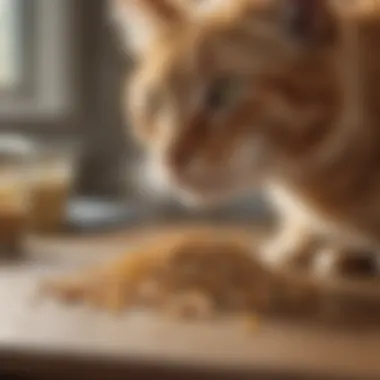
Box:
[42,231,380,325]
[142,240,380,324]
[134,238,278,319]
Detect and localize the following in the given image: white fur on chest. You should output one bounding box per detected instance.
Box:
[266,180,336,236]
[266,180,374,249]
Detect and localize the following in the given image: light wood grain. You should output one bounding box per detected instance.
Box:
[1,225,380,380]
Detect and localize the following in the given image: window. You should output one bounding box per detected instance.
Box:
[0,0,22,90]
[0,0,76,126]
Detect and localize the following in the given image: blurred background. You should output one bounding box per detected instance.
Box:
[0,0,271,240]
[0,2,378,380]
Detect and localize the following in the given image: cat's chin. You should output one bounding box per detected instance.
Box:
[134,156,259,209]
[174,189,230,210]
[172,184,252,211]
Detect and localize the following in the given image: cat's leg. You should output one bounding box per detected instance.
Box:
[260,217,380,277]
[260,217,321,270]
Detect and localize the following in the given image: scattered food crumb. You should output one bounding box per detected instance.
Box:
[165,290,215,320]
[245,314,260,332]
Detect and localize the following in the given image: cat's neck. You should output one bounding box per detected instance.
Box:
[268,11,380,197]
[312,12,369,166]
[322,11,380,163]
[350,12,380,130]
[271,11,380,177]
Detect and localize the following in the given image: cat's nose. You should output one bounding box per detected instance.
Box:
[168,145,194,175]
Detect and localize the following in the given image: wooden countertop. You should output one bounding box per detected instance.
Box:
[1,224,380,380]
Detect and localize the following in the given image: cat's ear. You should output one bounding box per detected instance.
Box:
[280,0,338,46]
[110,0,188,58]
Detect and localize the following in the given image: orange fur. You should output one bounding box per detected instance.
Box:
[119,0,380,267]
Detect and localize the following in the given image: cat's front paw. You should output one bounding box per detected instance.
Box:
[260,230,320,271]
[311,245,380,279]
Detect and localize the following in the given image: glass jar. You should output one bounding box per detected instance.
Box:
[0,134,37,257]
[27,141,79,234]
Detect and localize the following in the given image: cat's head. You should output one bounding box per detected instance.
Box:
[113,0,343,206]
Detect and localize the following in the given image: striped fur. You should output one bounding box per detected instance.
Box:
[116,0,380,269]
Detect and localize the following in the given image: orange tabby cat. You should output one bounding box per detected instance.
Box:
[121,0,380,263]
[44,0,380,309]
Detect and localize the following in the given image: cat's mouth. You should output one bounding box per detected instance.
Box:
[171,170,260,209]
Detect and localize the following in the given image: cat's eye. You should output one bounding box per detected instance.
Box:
[205,77,243,111]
